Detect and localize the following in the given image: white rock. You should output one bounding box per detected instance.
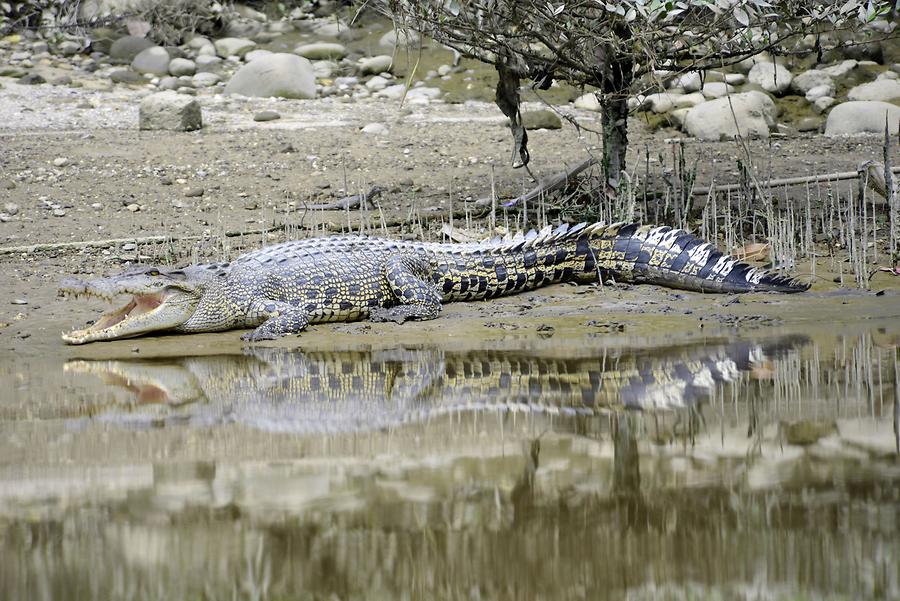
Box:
[196,44,217,57]
[748,62,793,95]
[358,55,393,75]
[820,59,858,78]
[365,75,389,91]
[213,37,256,58]
[825,101,900,135]
[361,122,388,135]
[294,42,348,60]
[670,71,702,92]
[790,69,833,95]
[644,92,679,113]
[847,79,900,102]
[735,53,772,74]
[192,72,221,87]
[683,91,777,140]
[132,46,170,76]
[879,70,899,81]
[379,29,421,49]
[673,92,706,108]
[139,90,202,131]
[574,92,601,111]
[724,73,746,86]
[223,53,316,99]
[668,108,691,128]
[700,82,734,99]
[195,55,223,72]
[805,84,835,102]
[168,57,196,76]
[244,49,273,63]
[812,97,835,115]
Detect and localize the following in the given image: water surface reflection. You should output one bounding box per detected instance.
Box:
[1,330,897,600]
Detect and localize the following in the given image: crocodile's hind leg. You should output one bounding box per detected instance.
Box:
[242,300,310,342]
[370,255,442,324]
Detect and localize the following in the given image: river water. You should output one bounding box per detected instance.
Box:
[1,317,897,601]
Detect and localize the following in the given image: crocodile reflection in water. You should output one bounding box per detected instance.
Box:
[66,336,808,434]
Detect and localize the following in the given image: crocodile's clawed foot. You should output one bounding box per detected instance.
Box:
[241,330,279,342]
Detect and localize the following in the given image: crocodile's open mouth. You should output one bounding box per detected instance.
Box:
[60,288,197,344]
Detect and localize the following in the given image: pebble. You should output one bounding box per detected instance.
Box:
[253,110,281,122]
[4,203,18,215]
[184,187,205,197]
[52,157,70,167]
[52,208,66,217]
[122,243,136,251]
[126,203,140,212]
[11,299,28,305]
[0,213,10,222]
[361,122,388,135]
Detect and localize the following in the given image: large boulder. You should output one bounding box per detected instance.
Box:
[847,78,900,102]
[131,46,170,76]
[790,69,833,95]
[825,101,900,135]
[682,91,777,140]
[293,42,348,60]
[109,35,154,61]
[139,91,202,131]
[748,62,793,95]
[223,53,316,99]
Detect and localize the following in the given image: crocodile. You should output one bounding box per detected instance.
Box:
[59,221,808,344]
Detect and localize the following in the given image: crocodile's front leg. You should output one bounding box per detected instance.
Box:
[242,300,310,342]
[369,255,442,324]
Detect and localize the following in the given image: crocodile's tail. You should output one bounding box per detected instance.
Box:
[595,222,809,294]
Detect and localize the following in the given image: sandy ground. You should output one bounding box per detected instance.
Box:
[1,81,899,360]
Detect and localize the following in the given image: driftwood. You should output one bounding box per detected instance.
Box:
[693,166,900,197]
[305,186,383,211]
[0,225,286,256]
[494,156,598,208]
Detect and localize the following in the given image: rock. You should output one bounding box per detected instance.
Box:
[223,53,316,99]
[574,92,601,111]
[521,109,562,129]
[56,40,81,56]
[820,59,858,78]
[109,69,144,84]
[50,74,72,86]
[52,157,70,167]
[735,53,772,74]
[158,76,180,90]
[244,49,273,62]
[812,96,836,114]
[724,73,746,86]
[379,29,421,49]
[670,71,702,92]
[19,73,45,85]
[126,203,140,212]
[0,213,10,223]
[196,43,217,57]
[358,55,393,75]
[668,108,691,128]
[184,187,204,197]
[110,36,155,61]
[3,203,18,215]
[312,21,348,38]
[213,37,256,58]
[139,91,203,131]
[195,55,223,72]
[700,82,734,99]
[879,70,899,81]
[805,84,835,102]
[311,60,336,78]
[52,208,66,217]
[642,92,679,113]
[790,69,833,95]
[361,122,388,135]
[847,78,900,102]
[132,46,170,76]
[11,299,28,305]
[748,62,793,95]
[168,57,196,76]
[253,110,280,122]
[796,117,823,132]
[31,41,48,54]
[192,72,221,87]
[683,91,776,140]
[673,92,706,108]
[365,75,390,91]
[294,42,347,60]
[825,101,900,135]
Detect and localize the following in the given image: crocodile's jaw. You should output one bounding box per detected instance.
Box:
[62,290,200,344]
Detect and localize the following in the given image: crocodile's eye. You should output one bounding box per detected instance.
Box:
[147,269,160,277]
